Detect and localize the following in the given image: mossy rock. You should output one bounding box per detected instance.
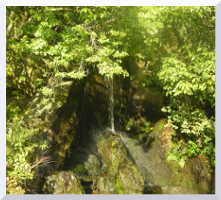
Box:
[93,176,116,194]
[84,154,101,176]
[94,132,144,194]
[114,119,213,194]
[97,134,128,174]
[116,164,144,193]
[43,171,84,194]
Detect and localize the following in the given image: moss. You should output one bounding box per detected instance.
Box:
[115,177,125,194]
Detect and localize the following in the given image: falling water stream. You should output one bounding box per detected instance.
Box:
[109,76,115,133]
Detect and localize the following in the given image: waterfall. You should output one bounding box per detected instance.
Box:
[109,76,115,133]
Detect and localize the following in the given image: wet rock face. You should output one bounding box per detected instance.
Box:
[43,171,84,194]
[119,119,214,194]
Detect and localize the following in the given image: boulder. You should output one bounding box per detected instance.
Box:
[43,171,84,194]
[92,132,144,194]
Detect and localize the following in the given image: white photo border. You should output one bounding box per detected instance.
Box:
[0,1,220,200]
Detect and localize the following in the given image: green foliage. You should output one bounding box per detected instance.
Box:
[7,115,49,193]
[7,7,131,85]
[155,7,215,166]
[159,51,215,102]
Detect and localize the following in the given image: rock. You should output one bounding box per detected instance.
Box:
[93,176,116,194]
[92,132,144,194]
[116,164,145,194]
[63,121,213,194]
[185,155,213,194]
[43,171,84,194]
[119,119,214,194]
[84,154,101,176]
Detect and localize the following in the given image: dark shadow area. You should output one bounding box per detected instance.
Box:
[142,136,155,153]
[143,183,163,194]
[81,180,93,194]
